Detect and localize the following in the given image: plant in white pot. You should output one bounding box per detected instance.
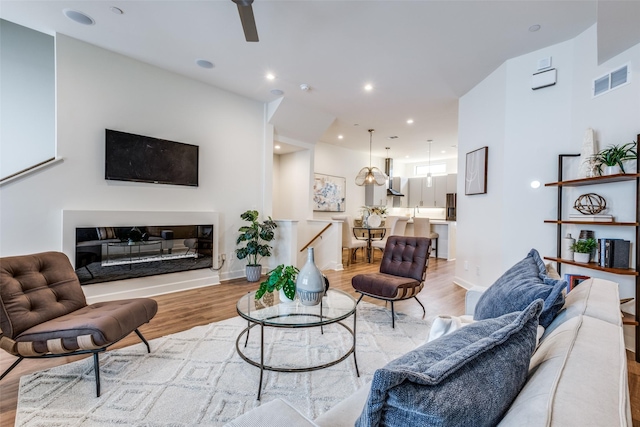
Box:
[255,264,298,302]
[235,210,277,282]
[591,142,637,175]
[571,238,596,263]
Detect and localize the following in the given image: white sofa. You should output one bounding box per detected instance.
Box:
[227,278,632,426]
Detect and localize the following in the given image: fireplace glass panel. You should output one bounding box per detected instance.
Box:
[75,224,213,285]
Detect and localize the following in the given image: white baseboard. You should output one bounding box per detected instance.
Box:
[453,276,475,290]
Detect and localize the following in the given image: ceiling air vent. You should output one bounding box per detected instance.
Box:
[593,64,630,97]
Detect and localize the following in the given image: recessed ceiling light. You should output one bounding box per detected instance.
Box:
[110,6,124,15]
[530,180,541,189]
[406,119,414,124]
[529,24,541,32]
[338,135,344,139]
[405,155,410,158]
[270,89,284,96]
[195,59,214,69]
[63,9,95,25]
[364,84,373,91]
[275,145,281,149]
[266,73,275,80]
[441,150,446,153]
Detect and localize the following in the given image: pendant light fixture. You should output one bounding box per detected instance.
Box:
[355,129,388,186]
[426,140,433,188]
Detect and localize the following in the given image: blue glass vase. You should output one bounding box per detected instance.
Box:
[296,248,324,306]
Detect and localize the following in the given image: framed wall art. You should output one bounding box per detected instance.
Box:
[313,173,346,212]
[465,146,488,195]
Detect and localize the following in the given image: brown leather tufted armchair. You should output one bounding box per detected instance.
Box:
[0,251,158,396]
[352,236,431,328]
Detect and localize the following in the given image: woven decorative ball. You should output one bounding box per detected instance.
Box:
[573,193,607,215]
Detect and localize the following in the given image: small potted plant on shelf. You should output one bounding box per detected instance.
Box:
[570,238,597,263]
[255,264,298,301]
[235,210,277,282]
[591,142,637,175]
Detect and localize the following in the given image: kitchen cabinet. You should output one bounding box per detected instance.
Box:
[446,173,457,193]
[409,176,447,207]
[391,177,408,207]
[543,151,639,361]
[365,183,387,207]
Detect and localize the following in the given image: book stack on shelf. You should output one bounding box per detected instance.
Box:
[564,274,590,292]
[568,214,613,222]
[598,239,631,269]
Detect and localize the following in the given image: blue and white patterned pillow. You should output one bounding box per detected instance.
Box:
[474,249,566,328]
[356,299,543,427]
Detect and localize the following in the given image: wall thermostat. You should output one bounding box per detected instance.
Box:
[532,68,557,90]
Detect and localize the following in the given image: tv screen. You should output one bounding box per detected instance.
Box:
[105,129,199,186]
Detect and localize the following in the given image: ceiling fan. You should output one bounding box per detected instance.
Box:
[232,0,259,42]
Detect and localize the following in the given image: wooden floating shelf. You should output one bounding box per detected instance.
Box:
[545,173,640,187]
[543,256,638,276]
[544,220,639,226]
[622,312,638,326]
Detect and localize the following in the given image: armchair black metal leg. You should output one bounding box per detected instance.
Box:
[413,296,426,319]
[93,352,101,397]
[356,294,364,305]
[0,356,24,381]
[391,301,395,328]
[134,328,151,353]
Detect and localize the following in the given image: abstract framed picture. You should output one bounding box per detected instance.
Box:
[465,146,488,195]
[313,173,346,212]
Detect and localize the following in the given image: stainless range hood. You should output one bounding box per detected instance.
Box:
[384,158,404,196]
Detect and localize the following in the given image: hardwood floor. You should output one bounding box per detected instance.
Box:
[0,258,638,426]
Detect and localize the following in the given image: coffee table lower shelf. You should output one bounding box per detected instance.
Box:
[235,311,359,400]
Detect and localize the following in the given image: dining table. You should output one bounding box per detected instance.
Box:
[352,226,386,263]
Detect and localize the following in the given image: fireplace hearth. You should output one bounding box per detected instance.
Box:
[75,224,213,285]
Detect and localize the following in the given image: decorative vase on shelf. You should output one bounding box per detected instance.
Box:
[573,252,591,264]
[296,247,325,306]
[604,165,621,176]
[561,233,575,260]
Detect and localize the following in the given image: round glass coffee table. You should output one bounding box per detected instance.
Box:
[236,289,359,399]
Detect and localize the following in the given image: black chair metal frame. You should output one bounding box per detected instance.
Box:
[0,329,151,397]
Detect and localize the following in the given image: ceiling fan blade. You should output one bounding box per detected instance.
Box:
[233,0,259,42]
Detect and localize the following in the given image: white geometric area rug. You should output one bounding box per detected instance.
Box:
[15,302,432,426]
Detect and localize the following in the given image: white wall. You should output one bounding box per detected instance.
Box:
[0,35,268,285]
[457,24,639,304]
[0,19,55,178]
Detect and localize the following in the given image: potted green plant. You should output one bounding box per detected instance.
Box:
[235,210,277,282]
[255,264,298,301]
[570,238,596,263]
[591,142,637,175]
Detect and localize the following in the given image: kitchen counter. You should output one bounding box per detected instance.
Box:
[405,219,456,261]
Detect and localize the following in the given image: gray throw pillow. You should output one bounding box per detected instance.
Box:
[474,249,566,328]
[356,299,542,427]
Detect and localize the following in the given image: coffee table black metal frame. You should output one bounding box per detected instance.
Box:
[235,289,359,400]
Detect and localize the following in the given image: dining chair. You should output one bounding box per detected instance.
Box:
[413,217,439,258]
[331,215,367,266]
[371,216,409,261]
[352,236,432,327]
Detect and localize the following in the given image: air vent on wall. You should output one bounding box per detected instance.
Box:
[593,64,630,97]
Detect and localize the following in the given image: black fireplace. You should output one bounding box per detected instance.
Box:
[75,224,213,285]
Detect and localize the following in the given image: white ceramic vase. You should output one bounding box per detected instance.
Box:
[296,247,325,306]
[573,252,591,264]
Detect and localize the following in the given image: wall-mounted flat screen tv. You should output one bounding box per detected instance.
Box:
[105,129,199,187]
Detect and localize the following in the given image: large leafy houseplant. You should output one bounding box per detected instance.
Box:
[255,264,298,300]
[235,210,277,266]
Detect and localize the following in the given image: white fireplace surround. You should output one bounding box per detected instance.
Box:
[62,210,220,303]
